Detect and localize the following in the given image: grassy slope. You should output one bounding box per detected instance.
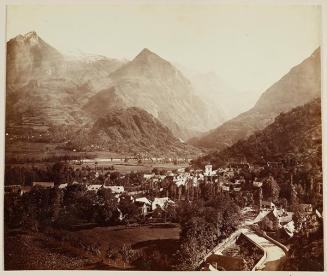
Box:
[5,224,180,270]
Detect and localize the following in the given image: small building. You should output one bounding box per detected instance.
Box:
[253,181,263,188]
[104,185,125,194]
[152,197,174,211]
[204,164,213,176]
[282,220,295,238]
[87,184,102,191]
[32,182,54,189]
[222,185,230,192]
[20,186,32,195]
[135,197,152,216]
[135,197,152,206]
[58,183,68,189]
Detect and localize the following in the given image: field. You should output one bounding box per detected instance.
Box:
[5,223,181,270]
[71,159,189,173]
[6,140,190,173]
[73,223,180,253]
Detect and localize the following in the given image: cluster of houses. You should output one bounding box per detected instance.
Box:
[256,201,322,241]
[5,163,323,230]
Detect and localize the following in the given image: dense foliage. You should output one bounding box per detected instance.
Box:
[174,195,241,270]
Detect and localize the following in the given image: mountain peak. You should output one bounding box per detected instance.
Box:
[24,31,38,39]
[133,48,165,63]
[9,31,40,46]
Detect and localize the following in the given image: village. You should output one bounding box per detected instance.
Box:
[4,158,323,270]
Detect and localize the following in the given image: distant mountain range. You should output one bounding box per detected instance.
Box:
[6,32,226,142]
[6,31,321,157]
[192,97,322,168]
[189,48,321,151]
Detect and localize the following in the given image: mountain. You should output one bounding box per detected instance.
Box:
[84,48,225,140]
[7,31,64,86]
[190,48,321,150]
[70,107,200,156]
[6,31,126,128]
[6,32,226,144]
[179,69,251,121]
[192,98,321,168]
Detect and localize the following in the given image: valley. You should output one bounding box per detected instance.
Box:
[4,28,323,272]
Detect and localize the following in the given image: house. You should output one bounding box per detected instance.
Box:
[173,175,188,187]
[222,185,230,192]
[20,186,32,195]
[135,197,152,206]
[267,161,283,168]
[315,209,322,219]
[282,220,295,238]
[32,182,54,188]
[253,181,263,188]
[58,183,68,189]
[277,210,293,225]
[87,184,102,191]
[192,177,199,187]
[204,164,213,176]
[135,197,152,216]
[152,197,174,211]
[103,185,125,194]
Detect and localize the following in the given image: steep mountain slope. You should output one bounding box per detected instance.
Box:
[192,98,322,167]
[6,31,125,128]
[84,48,224,140]
[190,48,321,150]
[71,107,200,156]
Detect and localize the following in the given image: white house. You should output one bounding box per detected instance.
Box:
[152,197,174,211]
[87,184,102,191]
[103,185,125,194]
[135,197,152,206]
[58,183,68,189]
[253,181,263,188]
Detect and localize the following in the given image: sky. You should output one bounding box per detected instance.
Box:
[6,4,321,108]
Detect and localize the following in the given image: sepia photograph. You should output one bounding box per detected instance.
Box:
[2,0,325,272]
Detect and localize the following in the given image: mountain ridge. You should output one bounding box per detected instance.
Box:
[189,47,321,151]
[192,97,322,168]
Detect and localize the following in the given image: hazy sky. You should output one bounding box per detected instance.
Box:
[7,4,321,107]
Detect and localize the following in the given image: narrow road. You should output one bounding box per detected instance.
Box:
[241,228,285,271]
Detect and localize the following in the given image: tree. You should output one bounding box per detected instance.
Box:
[118,195,139,224]
[262,176,280,203]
